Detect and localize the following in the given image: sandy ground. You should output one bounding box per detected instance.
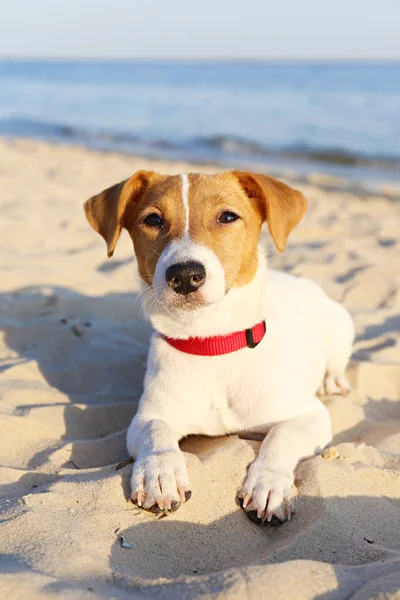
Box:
[0,138,400,600]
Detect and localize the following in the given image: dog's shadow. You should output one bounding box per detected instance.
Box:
[0,284,151,472]
[107,493,400,587]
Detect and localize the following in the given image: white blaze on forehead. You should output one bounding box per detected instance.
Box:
[151,173,226,313]
[181,173,190,236]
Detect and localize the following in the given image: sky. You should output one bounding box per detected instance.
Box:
[0,0,399,60]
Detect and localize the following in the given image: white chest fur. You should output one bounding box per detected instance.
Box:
[135,268,338,438]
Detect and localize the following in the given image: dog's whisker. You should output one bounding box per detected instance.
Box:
[150,248,162,258]
[134,286,154,312]
[141,292,156,318]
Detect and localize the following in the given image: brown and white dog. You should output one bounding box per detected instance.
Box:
[84,170,354,525]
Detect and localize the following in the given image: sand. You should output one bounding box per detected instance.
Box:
[0,137,399,600]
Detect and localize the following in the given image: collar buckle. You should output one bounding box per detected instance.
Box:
[245,320,266,349]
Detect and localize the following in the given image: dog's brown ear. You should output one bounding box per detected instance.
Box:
[233,171,307,252]
[84,170,154,257]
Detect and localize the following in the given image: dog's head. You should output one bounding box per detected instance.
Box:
[84,171,306,314]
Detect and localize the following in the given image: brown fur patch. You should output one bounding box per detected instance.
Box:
[232,171,307,252]
[126,174,185,284]
[186,173,263,287]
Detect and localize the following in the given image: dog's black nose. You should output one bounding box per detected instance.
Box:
[166,261,206,295]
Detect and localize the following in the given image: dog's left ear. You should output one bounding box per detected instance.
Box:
[84,170,154,257]
[233,171,307,252]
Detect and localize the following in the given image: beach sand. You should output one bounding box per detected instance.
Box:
[0,138,399,599]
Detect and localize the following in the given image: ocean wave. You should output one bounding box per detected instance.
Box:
[197,135,400,168]
[0,117,399,171]
[0,117,78,139]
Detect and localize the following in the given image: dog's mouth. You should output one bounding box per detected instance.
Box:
[162,290,220,312]
[150,286,229,315]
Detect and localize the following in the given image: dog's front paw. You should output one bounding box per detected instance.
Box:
[130,450,191,514]
[238,462,297,526]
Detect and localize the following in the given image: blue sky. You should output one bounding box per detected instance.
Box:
[0,0,399,60]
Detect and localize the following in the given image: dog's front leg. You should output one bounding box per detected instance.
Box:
[239,402,332,525]
[126,415,191,513]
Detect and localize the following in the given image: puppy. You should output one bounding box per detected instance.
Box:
[84,170,354,524]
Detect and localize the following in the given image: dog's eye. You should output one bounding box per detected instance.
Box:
[143,213,163,228]
[218,211,240,224]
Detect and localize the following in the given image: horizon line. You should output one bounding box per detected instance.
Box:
[1,55,400,64]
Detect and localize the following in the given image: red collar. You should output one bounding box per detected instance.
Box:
[163,320,266,356]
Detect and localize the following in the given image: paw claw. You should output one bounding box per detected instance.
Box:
[246,509,262,525]
[178,487,192,504]
[130,491,144,507]
[269,515,285,527]
[241,493,251,509]
[148,504,163,515]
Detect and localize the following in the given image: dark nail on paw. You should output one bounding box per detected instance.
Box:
[147,504,163,515]
[170,491,191,512]
[238,497,287,527]
[246,510,262,525]
[131,490,192,515]
[269,515,285,527]
[130,499,162,515]
[246,511,285,527]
